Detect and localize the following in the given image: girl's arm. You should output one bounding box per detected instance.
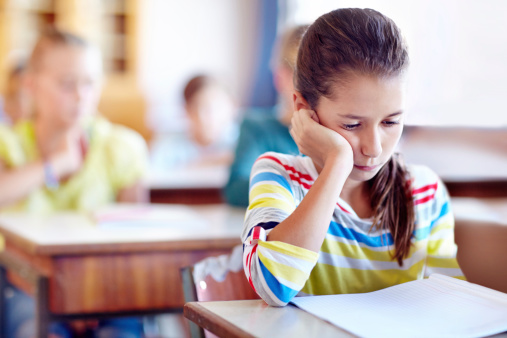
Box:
[266,109,353,252]
[242,109,353,306]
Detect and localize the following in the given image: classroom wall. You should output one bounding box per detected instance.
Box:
[137,0,259,134]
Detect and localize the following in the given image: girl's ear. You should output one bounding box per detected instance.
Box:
[293,91,311,112]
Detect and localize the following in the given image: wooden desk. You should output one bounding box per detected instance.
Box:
[399,126,507,197]
[0,204,245,337]
[148,165,228,204]
[184,300,351,338]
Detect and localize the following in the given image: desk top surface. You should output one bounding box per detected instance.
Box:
[0,204,245,255]
[184,300,351,338]
[399,127,507,182]
[147,164,229,190]
[0,198,504,256]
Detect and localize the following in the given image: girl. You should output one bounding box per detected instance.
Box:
[242,8,464,307]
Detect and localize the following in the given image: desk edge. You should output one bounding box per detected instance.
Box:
[184,302,255,338]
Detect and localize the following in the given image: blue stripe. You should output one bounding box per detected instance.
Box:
[250,172,293,196]
[414,201,450,240]
[246,222,280,238]
[258,259,299,304]
[327,221,394,247]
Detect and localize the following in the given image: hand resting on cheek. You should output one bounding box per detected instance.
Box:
[290,108,354,173]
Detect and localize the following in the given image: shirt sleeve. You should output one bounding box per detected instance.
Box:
[0,124,23,168]
[423,177,465,280]
[242,153,319,306]
[106,125,148,192]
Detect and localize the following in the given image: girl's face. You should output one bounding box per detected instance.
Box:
[315,74,405,183]
[28,45,102,129]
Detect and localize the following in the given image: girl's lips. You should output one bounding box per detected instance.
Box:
[354,164,379,171]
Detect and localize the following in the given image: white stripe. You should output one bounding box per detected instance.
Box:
[428,228,454,241]
[242,245,254,279]
[432,212,453,226]
[318,246,427,271]
[258,245,316,274]
[425,267,463,277]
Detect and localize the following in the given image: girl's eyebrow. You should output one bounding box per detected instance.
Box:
[341,111,403,119]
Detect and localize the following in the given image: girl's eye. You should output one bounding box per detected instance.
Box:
[343,123,360,130]
[382,120,400,127]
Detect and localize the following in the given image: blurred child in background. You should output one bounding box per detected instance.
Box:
[0,62,30,124]
[150,74,238,170]
[223,25,308,206]
[0,28,148,337]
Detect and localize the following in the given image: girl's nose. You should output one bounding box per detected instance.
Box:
[361,128,382,158]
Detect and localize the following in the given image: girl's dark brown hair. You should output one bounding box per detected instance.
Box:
[295,8,414,266]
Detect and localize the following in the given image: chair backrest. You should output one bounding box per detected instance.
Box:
[455,218,507,293]
[181,245,259,338]
[181,245,259,303]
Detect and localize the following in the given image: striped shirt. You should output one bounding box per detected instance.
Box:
[242,152,464,306]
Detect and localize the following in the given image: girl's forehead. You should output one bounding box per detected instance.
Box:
[318,75,405,116]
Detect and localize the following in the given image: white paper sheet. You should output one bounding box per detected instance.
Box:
[291,274,507,338]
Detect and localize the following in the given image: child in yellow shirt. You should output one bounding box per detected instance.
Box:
[0,28,148,337]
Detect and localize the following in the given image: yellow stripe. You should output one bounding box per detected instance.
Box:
[247,197,295,213]
[259,240,319,262]
[426,256,460,269]
[427,238,457,256]
[258,250,308,287]
[249,184,294,204]
[320,238,427,262]
[430,220,454,235]
[301,259,426,295]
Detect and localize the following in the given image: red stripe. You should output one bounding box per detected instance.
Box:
[247,245,258,292]
[336,202,351,214]
[414,193,436,205]
[412,182,438,195]
[252,227,261,241]
[289,174,312,190]
[258,155,314,181]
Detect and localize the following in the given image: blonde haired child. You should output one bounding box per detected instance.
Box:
[0,28,147,337]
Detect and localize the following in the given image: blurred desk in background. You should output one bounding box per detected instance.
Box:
[400,126,507,197]
[148,164,229,204]
[0,204,244,337]
[451,197,507,224]
[452,197,507,293]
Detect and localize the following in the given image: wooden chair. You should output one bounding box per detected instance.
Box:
[181,245,259,337]
[455,218,507,293]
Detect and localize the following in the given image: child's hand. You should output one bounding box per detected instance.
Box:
[290,109,353,172]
